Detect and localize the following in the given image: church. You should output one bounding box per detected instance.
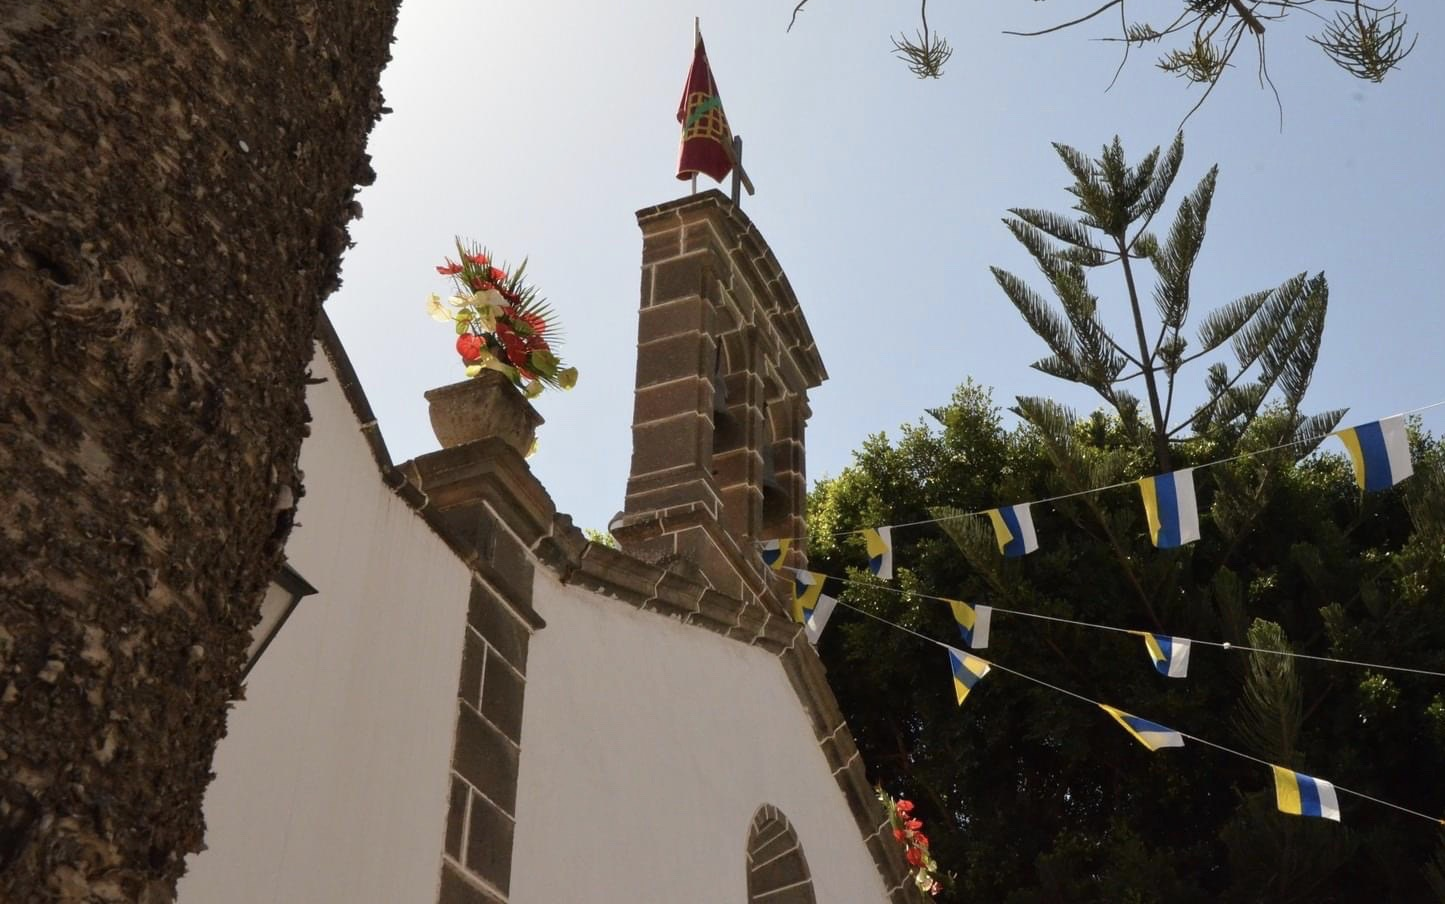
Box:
[177,191,916,903]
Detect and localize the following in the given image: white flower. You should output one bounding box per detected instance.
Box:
[426,293,453,322]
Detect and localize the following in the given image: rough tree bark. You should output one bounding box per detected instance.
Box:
[0,2,398,899]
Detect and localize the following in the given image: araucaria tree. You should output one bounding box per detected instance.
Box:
[993,133,1337,472]
[1,2,397,899]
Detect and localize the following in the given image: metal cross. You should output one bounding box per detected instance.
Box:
[730,135,756,207]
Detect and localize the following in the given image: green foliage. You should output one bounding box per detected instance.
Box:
[993,135,1340,473]
[808,383,1445,901]
[582,528,619,549]
[1427,835,1445,902]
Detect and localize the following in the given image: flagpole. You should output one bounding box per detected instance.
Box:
[690,17,700,195]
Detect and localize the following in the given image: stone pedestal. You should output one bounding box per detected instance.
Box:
[425,371,544,457]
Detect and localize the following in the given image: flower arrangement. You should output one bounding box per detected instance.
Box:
[427,239,577,398]
[877,787,943,898]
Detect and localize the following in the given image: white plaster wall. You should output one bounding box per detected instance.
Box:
[178,346,471,904]
[510,573,890,903]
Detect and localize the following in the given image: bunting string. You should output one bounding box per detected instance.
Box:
[761,398,1445,546]
[830,596,1445,827]
[787,567,1445,680]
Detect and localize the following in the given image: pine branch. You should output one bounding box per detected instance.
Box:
[991,267,1083,371]
[1197,288,1272,354]
[1051,142,1115,228]
[1003,0,1124,37]
[1126,132,1185,244]
[1149,166,1218,332]
[1230,273,1309,374]
[1004,217,1137,378]
[1008,208,1112,261]
[1240,275,1327,423]
[1234,618,1301,765]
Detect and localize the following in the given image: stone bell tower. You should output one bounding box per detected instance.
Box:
[609,190,826,606]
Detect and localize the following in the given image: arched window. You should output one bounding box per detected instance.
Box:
[746,805,817,903]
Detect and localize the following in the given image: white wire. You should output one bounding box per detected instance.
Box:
[788,567,1445,680]
[830,597,1445,826]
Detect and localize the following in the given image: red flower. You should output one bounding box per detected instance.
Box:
[437,259,462,276]
[892,829,906,842]
[895,799,914,815]
[906,819,923,832]
[499,287,521,305]
[905,848,924,868]
[496,323,530,367]
[468,269,507,292]
[465,252,489,266]
[455,333,483,363]
[501,309,551,352]
[912,832,929,849]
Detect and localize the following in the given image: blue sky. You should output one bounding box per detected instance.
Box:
[328,1,1445,534]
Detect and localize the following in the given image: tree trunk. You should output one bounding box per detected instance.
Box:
[1115,236,1172,472]
[0,2,397,899]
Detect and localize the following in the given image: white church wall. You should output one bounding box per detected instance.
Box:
[178,346,471,904]
[510,571,892,903]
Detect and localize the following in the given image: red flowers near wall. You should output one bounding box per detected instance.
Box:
[877,789,944,898]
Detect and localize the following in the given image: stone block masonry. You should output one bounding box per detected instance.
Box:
[614,191,826,611]
[397,439,550,904]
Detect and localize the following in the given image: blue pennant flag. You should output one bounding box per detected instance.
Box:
[986,504,1038,557]
[946,646,991,706]
[863,527,893,579]
[1272,766,1341,822]
[947,599,991,649]
[761,538,791,571]
[1098,704,1184,751]
[1336,415,1412,492]
[1138,469,1200,548]
[1135,632,1190,678]
[790,570,838,645]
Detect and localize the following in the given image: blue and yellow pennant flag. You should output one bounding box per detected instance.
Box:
[1138,468,1201,548]
[946,646,991,706]
[1272,766,1341,822]
[862,527,893,580]
[1098,704,1184,751]
[986,504,1038,557]
[1134,632,1190,677]
[761,538,791,572]
[1335,414,1412,492]
[790,570,838,645]
[947,599,991,649]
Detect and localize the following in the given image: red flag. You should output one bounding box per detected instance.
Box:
[675,36,734,183]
